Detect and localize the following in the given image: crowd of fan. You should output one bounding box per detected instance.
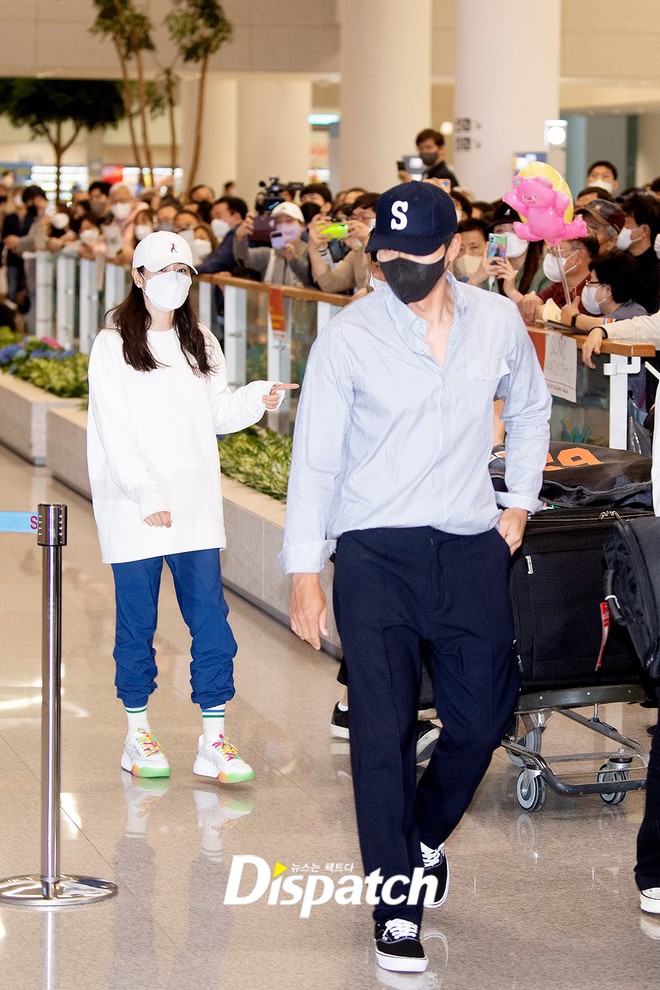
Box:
[2,127,660,404]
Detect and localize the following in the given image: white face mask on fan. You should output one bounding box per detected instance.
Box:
[112,201,133,221]
[581,283,605,315]
[453,254,482,279]
[616,225,641,251]
[543,248,578,283]
[211,218,230,240]
[194,239,213,260]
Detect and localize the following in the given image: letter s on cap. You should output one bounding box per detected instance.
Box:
[390,200,409,230]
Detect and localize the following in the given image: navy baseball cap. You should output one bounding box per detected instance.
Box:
[366,181,457,256]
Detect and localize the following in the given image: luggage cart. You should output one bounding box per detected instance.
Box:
[502,507,654,812]
[502,683,650,812]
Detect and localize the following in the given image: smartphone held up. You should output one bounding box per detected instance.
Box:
[487,233,507,262]
[318,220,349,241]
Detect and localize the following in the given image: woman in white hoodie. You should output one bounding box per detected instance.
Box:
[87,231,295,783]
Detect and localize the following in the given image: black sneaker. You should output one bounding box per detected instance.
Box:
[415,720,440,764]
[330,703,350,739]
[374,919,428,973]
[420,842,449,909]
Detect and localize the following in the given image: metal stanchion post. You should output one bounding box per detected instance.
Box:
[0,504,117,907]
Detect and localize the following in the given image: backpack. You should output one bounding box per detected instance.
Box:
[604,516,660,679]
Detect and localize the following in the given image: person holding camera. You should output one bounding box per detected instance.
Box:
[398,128,459,188]
[307,193,379,294]
[232,202,313,288]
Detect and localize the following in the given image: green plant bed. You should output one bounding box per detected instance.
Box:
[0,326,19,347]
[219,426,292,502]
[14,353,89,398]
[0,334,88,399]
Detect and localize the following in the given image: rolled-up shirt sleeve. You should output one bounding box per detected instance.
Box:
[497,316,552,514]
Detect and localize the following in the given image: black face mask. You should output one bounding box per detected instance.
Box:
[27,204,38,218]
[420,152,439,167]
[379,253,447,304]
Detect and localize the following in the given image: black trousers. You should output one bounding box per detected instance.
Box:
[333,526,519,925]
[636,682,660,891]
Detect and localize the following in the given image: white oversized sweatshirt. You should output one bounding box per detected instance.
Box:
[87,326,278,564]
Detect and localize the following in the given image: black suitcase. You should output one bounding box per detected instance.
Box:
[509,508,651,692]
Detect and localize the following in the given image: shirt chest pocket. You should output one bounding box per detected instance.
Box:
[465,357,510,382]
[454,356,510,410]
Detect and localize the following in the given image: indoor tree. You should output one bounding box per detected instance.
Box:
[0,78,125,200]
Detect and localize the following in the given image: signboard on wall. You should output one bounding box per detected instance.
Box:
[0,161,33,184]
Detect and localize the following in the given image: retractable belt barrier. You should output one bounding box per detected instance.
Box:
[0,504,117,907]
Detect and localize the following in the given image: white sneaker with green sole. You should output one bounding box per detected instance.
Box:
[193,734,255,783]
[121,729,171,778]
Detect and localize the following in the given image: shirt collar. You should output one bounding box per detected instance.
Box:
[384,269,465,340]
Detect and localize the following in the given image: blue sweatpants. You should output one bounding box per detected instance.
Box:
[111,549,237,710]
[333,526,519,926]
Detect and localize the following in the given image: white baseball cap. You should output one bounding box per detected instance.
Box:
[271,202,305,223]
[132,230,198,274]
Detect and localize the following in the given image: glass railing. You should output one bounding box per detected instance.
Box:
[217,275,349,434]
[24,252,654,446]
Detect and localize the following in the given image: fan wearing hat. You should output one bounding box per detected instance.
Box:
[87,230,297,785]
[280,181,551,974]
[464,201,550,302]
[233,200,314,288]
[575,198,625,255]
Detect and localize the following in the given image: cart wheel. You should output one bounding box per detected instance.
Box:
[516,771,547,812]
[507,727,544,768]
[598,763,629,806]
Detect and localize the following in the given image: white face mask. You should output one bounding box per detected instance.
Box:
[505,233,527,259]
[211,218,230,240]
[112,201,132,221]
[581,284,604,315]
[655,233,660,260]
[616,226,638,251]
[79,227,100,245]
[51,212,70,230]
[542,249,577,283]
[143,270,192,312]
[134,224,153,241]
[453,254,482,279]
[194,239,212,260]
[276,222,301,245]
[455,209,462,224]
[369,274,387,291]
[590,179,614,194]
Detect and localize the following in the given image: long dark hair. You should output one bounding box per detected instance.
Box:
[109,268,213,374]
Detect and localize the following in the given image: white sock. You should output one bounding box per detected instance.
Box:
[125,705,150,736]
[202,704,226,743]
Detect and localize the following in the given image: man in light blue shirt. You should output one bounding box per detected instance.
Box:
[279,181,551,974]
